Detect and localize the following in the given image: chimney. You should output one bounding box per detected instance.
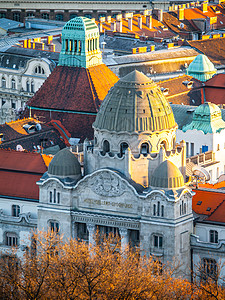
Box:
[48,43,55,52]
[106,16,111,23]
[99,22,103,33]
[23,40,27,48]
[146,15,152,29]
[138,16,142,29]
[47,35,53,44]
[143,9,151,16]
[128,17,132,30]
[111,22,116,31]
[178,8,184,20]
[116,14,122,21]
[99,16,105,23]
[150,45,155,51]
[116,20,122,32]
[202,1,208,13]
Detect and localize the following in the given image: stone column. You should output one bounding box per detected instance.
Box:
[119,228,129,252]
[87,223,95,248]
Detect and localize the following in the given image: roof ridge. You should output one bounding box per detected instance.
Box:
[6,117,33,125]
[207,198,225,218]
[87,68,100,111]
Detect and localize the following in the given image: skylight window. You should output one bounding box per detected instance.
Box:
[197,201,202,205]
[206,207,211,211]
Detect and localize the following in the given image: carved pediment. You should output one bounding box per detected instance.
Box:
[89,171,127,197]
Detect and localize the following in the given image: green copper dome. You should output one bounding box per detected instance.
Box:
[151,160,184,189]
[58,17,102,68]
[48,148,81,178]
[93,70,177,133]
[182,102,225,134]
[186,54,216,82]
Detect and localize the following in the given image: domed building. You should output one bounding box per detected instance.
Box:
[176,102,225,182]
[186,54,217,82]
[38,70,193,279]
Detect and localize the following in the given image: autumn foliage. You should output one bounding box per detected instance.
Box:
[0,231,224,300]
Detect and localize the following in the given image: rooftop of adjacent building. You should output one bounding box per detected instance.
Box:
[0,118,70,154]
[0,148,52,200]
[182,102,225,134]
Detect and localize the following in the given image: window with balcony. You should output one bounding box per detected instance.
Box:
[202,258,218,282]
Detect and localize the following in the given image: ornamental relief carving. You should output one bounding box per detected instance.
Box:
[89,172,127,197]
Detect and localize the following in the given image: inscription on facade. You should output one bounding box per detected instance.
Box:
[83,198,133,209]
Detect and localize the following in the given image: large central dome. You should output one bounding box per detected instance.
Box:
[93,70,176,133]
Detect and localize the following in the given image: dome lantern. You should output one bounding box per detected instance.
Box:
[58,17,102,68]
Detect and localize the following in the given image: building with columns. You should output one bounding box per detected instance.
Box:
[37,69,193,279]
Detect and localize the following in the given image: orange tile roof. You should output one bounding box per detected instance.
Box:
[6,118,40,135]
[97,14,175,39]
[206,200,225,223]
[198,181,225,189]
[192,189,225,215]
[42,154,53,167]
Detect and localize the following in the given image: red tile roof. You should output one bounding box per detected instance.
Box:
[0,149,51,200]
[188,37,225,65]
[25,64,118,141]
[192,188,225,215]
[28,65,118,112]
[192,74,225,105]
[206,200,225,223]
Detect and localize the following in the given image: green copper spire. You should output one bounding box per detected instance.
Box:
[186,54,217,82]
[182,102,225,134]
[58,17,102,68]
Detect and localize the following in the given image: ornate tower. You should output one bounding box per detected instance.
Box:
[58,17,102,68]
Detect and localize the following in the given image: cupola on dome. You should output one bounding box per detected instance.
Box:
[58,17,102,68]
[93,70,177,133]
[48,148,81,178]
[151,160,184,189]
[186,54,217,82]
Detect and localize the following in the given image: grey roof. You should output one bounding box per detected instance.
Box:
[151,160,184,189]
[0,18,23,31]
[110,47,200,65]
[5,46,59,62]
[94,70,176,133]
[48,148,81,177]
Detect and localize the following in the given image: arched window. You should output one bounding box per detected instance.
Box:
[42,13,49,20]
[55,13,63,21]
[34,66,45,74]
[11,78,16,89]
[202,258,217,282]
[49,221,59,233]
[26,81,30,92]
[140,143,149,156]
[103,140,110,153]
[31,81,34,93]
[120,142,128,156]
[2,77,6,88]
[49,189,60,204]
[161,205,164,217]
[160,141,167,150]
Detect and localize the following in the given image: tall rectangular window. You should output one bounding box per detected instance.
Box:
[153,235,163,248]
[12,205,20,217]
[191,143,194,156]
[186,142,189,157]
[210,230,218,243]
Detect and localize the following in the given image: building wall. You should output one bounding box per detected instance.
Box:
[0,57,54,123]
